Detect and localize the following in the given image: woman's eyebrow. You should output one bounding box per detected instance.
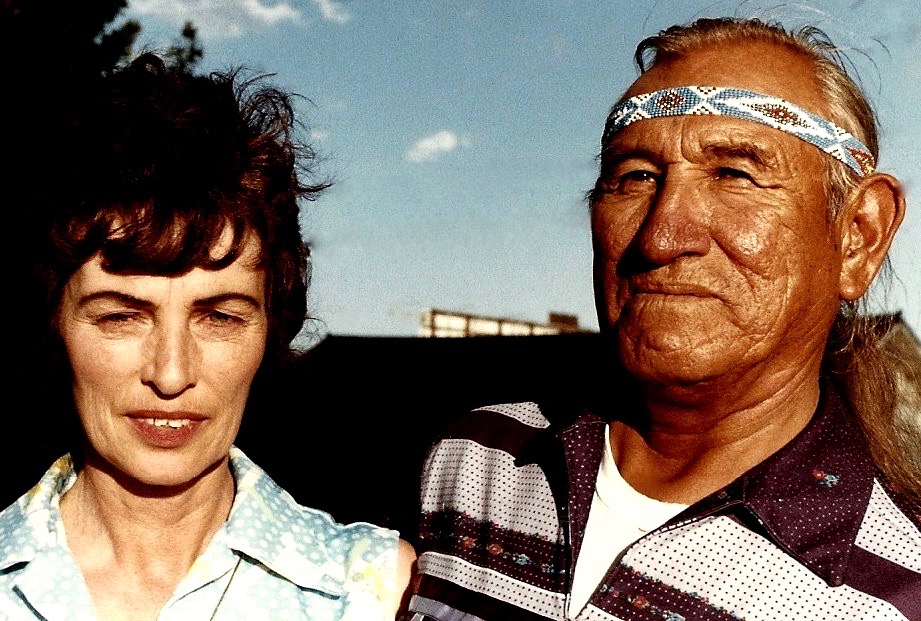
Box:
[193,293,264,310]
[76,291,152,310]
[76,291,263,311]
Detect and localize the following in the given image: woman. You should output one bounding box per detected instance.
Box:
[0,53,414,620]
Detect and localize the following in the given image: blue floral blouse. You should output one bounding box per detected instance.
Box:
[0,447,402,620]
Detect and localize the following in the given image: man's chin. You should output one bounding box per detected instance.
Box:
[615,327,739,387]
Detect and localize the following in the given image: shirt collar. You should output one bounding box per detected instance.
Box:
[734,384,875,586]
[677,386,876,587]
[0,449,349,598]
[221,447,348,597]
[560,382,875,587]
[0,454,75,572]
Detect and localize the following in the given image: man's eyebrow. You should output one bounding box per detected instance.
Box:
[599,144,659,166]
[703,143,777,168]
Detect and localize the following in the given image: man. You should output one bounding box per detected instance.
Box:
[402,16,921,621]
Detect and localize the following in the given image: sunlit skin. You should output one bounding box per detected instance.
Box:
[592,40,904,503]
[56,233,268,620]
[595,116,838,393]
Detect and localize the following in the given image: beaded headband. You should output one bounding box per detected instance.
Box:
[604,86,875,176]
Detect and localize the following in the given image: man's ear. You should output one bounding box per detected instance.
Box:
[837,172,906,301]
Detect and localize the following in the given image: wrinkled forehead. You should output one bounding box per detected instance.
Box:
[603,86,874,176]
[606,41,874,175]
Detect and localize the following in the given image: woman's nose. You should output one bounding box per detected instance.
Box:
[141,323,198,397]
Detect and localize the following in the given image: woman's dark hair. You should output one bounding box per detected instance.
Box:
[40,52,329,367]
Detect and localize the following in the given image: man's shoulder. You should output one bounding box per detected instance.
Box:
[443,401,550,434]
[424,400,601,473]
[860,477,921,548]
[429,400,567,462]
[439,398,596,436]
[414,401,575,620]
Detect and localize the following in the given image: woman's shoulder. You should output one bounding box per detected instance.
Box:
[0,455,75,564]
[228,446,402,560]
[268,486,410,615]
[227,448,410,614]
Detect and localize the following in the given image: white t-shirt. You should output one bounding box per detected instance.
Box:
[569,425,689,615]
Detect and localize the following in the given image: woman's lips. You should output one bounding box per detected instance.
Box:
[142,417,190,427]
[127,412,205,448]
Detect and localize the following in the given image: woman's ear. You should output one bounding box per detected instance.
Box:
[837,172,906,301]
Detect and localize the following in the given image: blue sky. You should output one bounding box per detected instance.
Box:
[120,0,921,345]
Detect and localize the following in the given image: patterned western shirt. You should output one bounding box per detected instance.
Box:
[0,447,402,620]
[405,388,921,621]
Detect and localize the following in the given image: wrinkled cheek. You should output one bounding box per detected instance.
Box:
[69,379,120,445]
[210,344,264,408]
[715,214,778,278]
[65,342,134,430]
[67,347,117,401]
[592,225,635,325]
[593,261,629,327]
[732,228,769,260]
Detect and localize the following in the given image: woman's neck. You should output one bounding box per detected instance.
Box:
[59,454,235,579]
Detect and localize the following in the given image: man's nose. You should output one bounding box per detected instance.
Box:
[634,175,710,265]
[141,322,198,397]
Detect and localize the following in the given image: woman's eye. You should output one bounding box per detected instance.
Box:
[204,311,242,325]
[200,310,253,332]
[96,312,139,325]
[92,311,147,335]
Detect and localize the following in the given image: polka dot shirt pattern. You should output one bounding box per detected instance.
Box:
[0,447,401,620]
[407,389,921,621]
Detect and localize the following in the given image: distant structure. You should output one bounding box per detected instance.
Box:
[419,309,594,337]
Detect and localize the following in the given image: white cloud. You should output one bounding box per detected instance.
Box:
[241,0,301,25]
[129,0,302,39]
[405,131,463,163]
[130,0,190,19]
[311,0,351,24]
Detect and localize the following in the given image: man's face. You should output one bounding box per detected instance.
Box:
[592,41,846,387]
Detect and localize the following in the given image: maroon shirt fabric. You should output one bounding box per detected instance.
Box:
[406,387,921,621]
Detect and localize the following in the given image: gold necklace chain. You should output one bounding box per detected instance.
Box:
[208,555,243,621]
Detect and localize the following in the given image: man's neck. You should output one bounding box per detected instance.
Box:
[610,366,821,504]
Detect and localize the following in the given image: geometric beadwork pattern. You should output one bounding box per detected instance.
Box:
[604,85,875,176]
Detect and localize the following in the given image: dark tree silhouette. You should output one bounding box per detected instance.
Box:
[0,0,202,500]
[1,0,139,404]
[166,21,205,74]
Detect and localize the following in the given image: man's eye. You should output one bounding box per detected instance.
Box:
[716,167,754,182]
[622,170,657,182]
[592,169,658,204]
[615,170,659,193]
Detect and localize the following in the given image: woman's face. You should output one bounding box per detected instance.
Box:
[57,234,268,487]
